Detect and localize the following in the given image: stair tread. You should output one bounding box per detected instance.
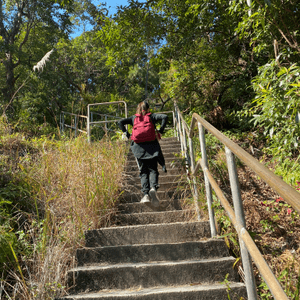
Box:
[83,239,221,248]
[123,170,184,177]
[85,221,211,247]
[70,256,236,272]
[118,210,193,216]
[121,189,188,195]
[62,282,246,299]
[119,190,191,203]
[66,256,239,294]
[124,174,182,179]
[89,220,207,231]
[76,239,230,267]
[117,200,184,213]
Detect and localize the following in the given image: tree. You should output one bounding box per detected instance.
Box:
[229,0,300,58]
[0,0,100,118]
[143,0,258,125]
[98,1,165,103]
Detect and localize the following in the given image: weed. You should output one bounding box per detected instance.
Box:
[221,273,246,300]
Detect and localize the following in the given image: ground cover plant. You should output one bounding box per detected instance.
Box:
[0,119,127,299]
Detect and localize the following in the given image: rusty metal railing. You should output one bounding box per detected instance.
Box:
[173,103,299,300]
[60,112,88,136]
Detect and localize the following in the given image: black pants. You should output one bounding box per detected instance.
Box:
[137,158,159,195]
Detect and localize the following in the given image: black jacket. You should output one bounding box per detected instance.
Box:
[118,113,168,159]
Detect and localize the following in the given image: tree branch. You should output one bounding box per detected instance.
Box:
[0,0,7,39]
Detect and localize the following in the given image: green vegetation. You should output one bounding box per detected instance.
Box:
[1,0,300,298]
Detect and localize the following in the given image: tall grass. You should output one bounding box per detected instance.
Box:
[0,125,127,299]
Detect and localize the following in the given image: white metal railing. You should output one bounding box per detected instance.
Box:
[60,101,128,141]
[173,102,299,300]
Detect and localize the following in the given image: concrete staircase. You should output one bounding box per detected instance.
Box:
[58,137,247,299]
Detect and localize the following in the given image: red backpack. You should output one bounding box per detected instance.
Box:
[131,113,156,143]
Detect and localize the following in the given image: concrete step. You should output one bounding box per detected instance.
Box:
[127,151,180,160]
[125,139,181,149]
[118,189,191,203]
[67,257,239,294]
[159,146,181,153]
[113,210,196,226]
[117,199,184,213]
[76,239,230,267]
[85,221,211,247]
[159,137,180,142]
[124,161,186,173]
[124,166,184,176]
[124,180,189,194]
[159,137,179,142]
[125,174,184,185]
[159,140,181,148]
[57,282,246,300]
[126,156,184,165]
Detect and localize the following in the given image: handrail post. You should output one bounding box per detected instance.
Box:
[59,113,62,134]
[225,146,258,300]
[75,115,78,137]
[172,111,177,138]
[182,121,187,157]
[87,105,91,143]
[174,105,180,141]
[174,110,180,141]
[105,115,108,133]
[176,108,184,154]
[188,135,201,220]
[62,113,65,133]
[198,122,217,237]
[180,116,189,167]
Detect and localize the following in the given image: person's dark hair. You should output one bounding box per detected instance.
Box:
[136,101,150,115]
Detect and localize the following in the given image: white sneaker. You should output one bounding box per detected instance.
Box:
[140,194,151,203]
[149,187,160,207]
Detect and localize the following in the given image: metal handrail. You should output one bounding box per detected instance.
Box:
[60,101,128,140]
[173,103,297,300]
[190,114,300,213]
[87,101,128,142]
[60,111,88,136]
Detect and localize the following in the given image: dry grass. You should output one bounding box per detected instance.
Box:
[0,128,127,299]
[31,136,127,230]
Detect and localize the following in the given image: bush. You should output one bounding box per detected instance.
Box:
[250,60,300,158]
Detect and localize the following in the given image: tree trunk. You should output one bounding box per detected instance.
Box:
[2,52,16,115]
[3,54,15,94]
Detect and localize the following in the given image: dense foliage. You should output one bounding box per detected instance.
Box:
[1,0,299,137]
[1,0,300,299]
